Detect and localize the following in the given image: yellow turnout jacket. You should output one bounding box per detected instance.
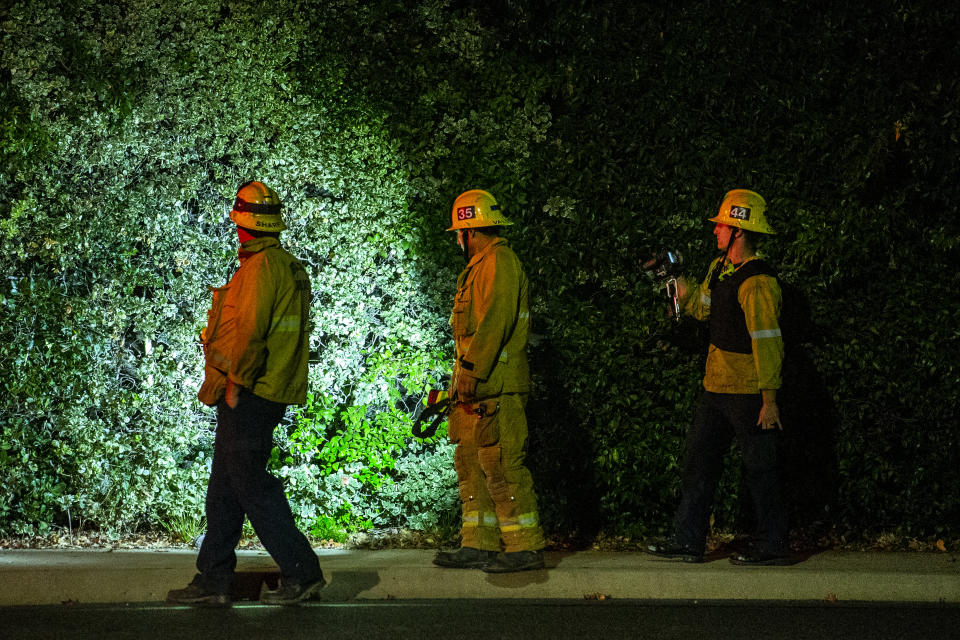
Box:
[198,236,311,406]
[450,238,530,399]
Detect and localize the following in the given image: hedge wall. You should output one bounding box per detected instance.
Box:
[1,0,957,543]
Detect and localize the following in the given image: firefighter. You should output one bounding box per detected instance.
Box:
[167,181,323,606]
[433,189,547,573]
[648,189,791,566]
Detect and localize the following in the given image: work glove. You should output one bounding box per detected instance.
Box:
[456,373,478,404]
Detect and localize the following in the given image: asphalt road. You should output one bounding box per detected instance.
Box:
[3,600,960,640]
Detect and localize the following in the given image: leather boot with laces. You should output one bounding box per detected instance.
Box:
[260,576,326,605]
[166,577,231,608]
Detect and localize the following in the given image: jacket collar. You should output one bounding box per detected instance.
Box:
[238,236,280,262]
[465,236,509,270]
[716,254,760,282]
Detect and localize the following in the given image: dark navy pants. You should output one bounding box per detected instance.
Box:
[196,389,320,593]
[671,391,788,554]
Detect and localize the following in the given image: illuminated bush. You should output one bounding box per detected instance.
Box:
[0,0,549,536]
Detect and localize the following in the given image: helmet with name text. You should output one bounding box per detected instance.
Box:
[230,181,286,232]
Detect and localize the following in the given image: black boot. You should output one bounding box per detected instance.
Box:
[433,547,498,569]
[166,576,231,608]
[260,576,326,605]
[482,550,545,573]
[645,541,704,563]
[729,550,791,566]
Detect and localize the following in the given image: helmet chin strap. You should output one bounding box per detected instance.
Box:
[458,229,471,262]
[713,225,739,281]
[726,227,739,259]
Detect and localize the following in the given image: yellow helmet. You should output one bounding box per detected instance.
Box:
[708,189,775,235]
[447,189,512,231]
[230,181,286,232]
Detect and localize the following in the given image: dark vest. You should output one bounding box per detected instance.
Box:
[709,259,777,354]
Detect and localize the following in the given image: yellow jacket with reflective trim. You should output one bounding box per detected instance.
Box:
[682,256,784,394]
[450,237,530,398]
[198,236,311,406]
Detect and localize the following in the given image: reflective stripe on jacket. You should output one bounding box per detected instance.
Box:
[682,255,783,394]
[450,238,530,398]
[198,236,311,406]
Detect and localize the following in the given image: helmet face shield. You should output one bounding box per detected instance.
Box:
[448,189,512,231]
[708,189,775,234]
[230,181,286,232]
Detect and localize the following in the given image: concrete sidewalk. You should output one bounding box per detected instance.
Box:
[0,548,958,606]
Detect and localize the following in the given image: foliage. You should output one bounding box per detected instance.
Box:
[1,0,958,543]
[518,0,960,540]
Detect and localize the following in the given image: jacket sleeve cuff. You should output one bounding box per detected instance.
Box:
[458,356,490,381]
[227,372,251,388]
